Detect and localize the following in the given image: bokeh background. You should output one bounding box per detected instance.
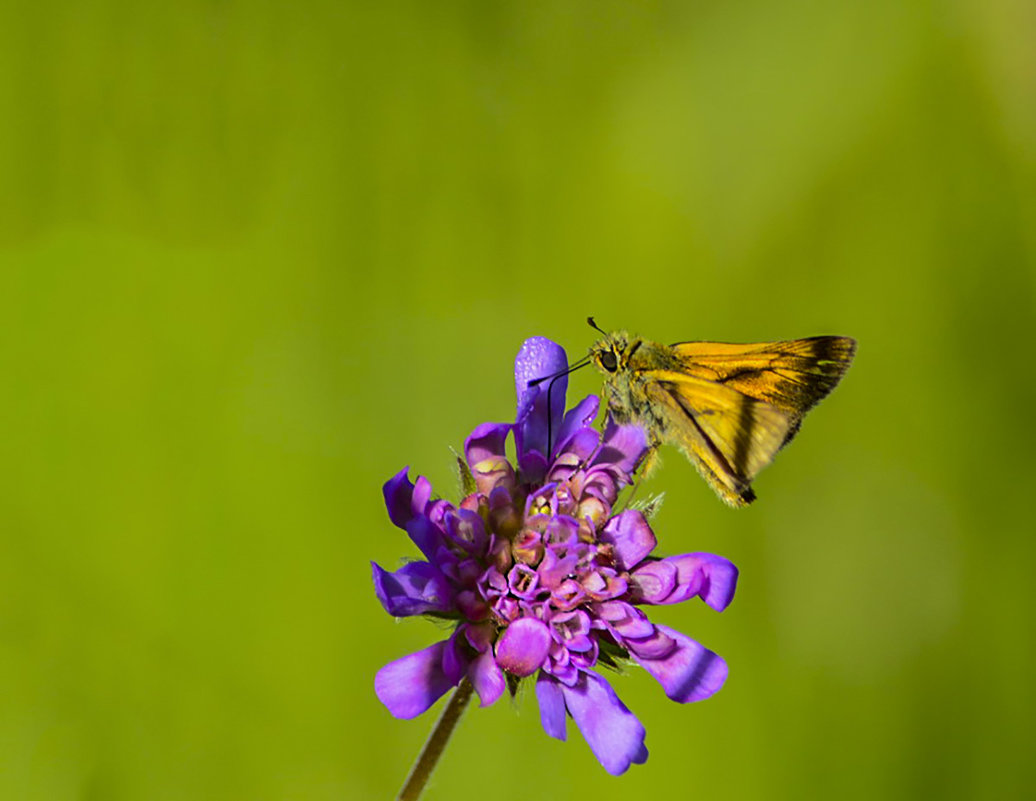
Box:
[2,1,1034,799]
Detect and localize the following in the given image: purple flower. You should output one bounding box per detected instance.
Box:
[373,337,738,775]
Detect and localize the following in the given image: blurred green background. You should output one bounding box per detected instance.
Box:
[2,0,1034,798]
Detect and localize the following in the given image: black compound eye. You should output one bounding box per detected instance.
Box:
[600,351,618,372]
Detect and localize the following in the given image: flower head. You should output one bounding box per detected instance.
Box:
[373,337,738,775]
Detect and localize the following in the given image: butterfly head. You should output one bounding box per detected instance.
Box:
[589,332,625,374]
[592,336,651,386]
[587,318,645,377]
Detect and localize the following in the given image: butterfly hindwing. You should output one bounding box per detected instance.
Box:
[644,372,795,506]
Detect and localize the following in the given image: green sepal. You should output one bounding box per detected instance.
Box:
[452,447,477,497]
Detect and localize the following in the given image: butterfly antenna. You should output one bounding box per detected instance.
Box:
[587,316,608,336]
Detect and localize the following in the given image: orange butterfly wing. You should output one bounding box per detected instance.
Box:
[636,337,855,505]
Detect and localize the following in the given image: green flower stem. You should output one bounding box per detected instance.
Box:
[397,679,473,801]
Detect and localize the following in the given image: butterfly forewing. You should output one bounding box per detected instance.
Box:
[670,337,856,424]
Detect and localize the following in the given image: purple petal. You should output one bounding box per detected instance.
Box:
[514,337,568,463]
[456,589,488,621]
[544,514,580,546]
[413,476,432,515]
[553,395,600,458]
[593,419,649,474]
[495,617,552,677]
[548,610,593,652]
[442,627,469,684]
[536,673,567,741]
[517,450,549,486]
[570,643,600,671]
[538,548,581,591]
[579,465,623,506]
[685,553,738,611]
[581,568,628,601]
[444,508,489,554]
[547,659,579,687]
[507,563,541,600]
[383,467,417,529]
[593,600,655,641]
[404,516,447,563]
[468,649,505,707]
[599,510,657,570]
[464,421,510,464]
[633,624,728,703]
[624,627,676,660]
[632,553,738,611]
[424,498,451,529]
[375,641,457,719]
[561,671,648,775]
[371,561,456,617]
[464,422,516,496]
[548,428,601,483]
[550,578,587,611]
[628,560,677,604]
[464,621,497,653]
[487,486,522,540]
[491,595,519,623]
